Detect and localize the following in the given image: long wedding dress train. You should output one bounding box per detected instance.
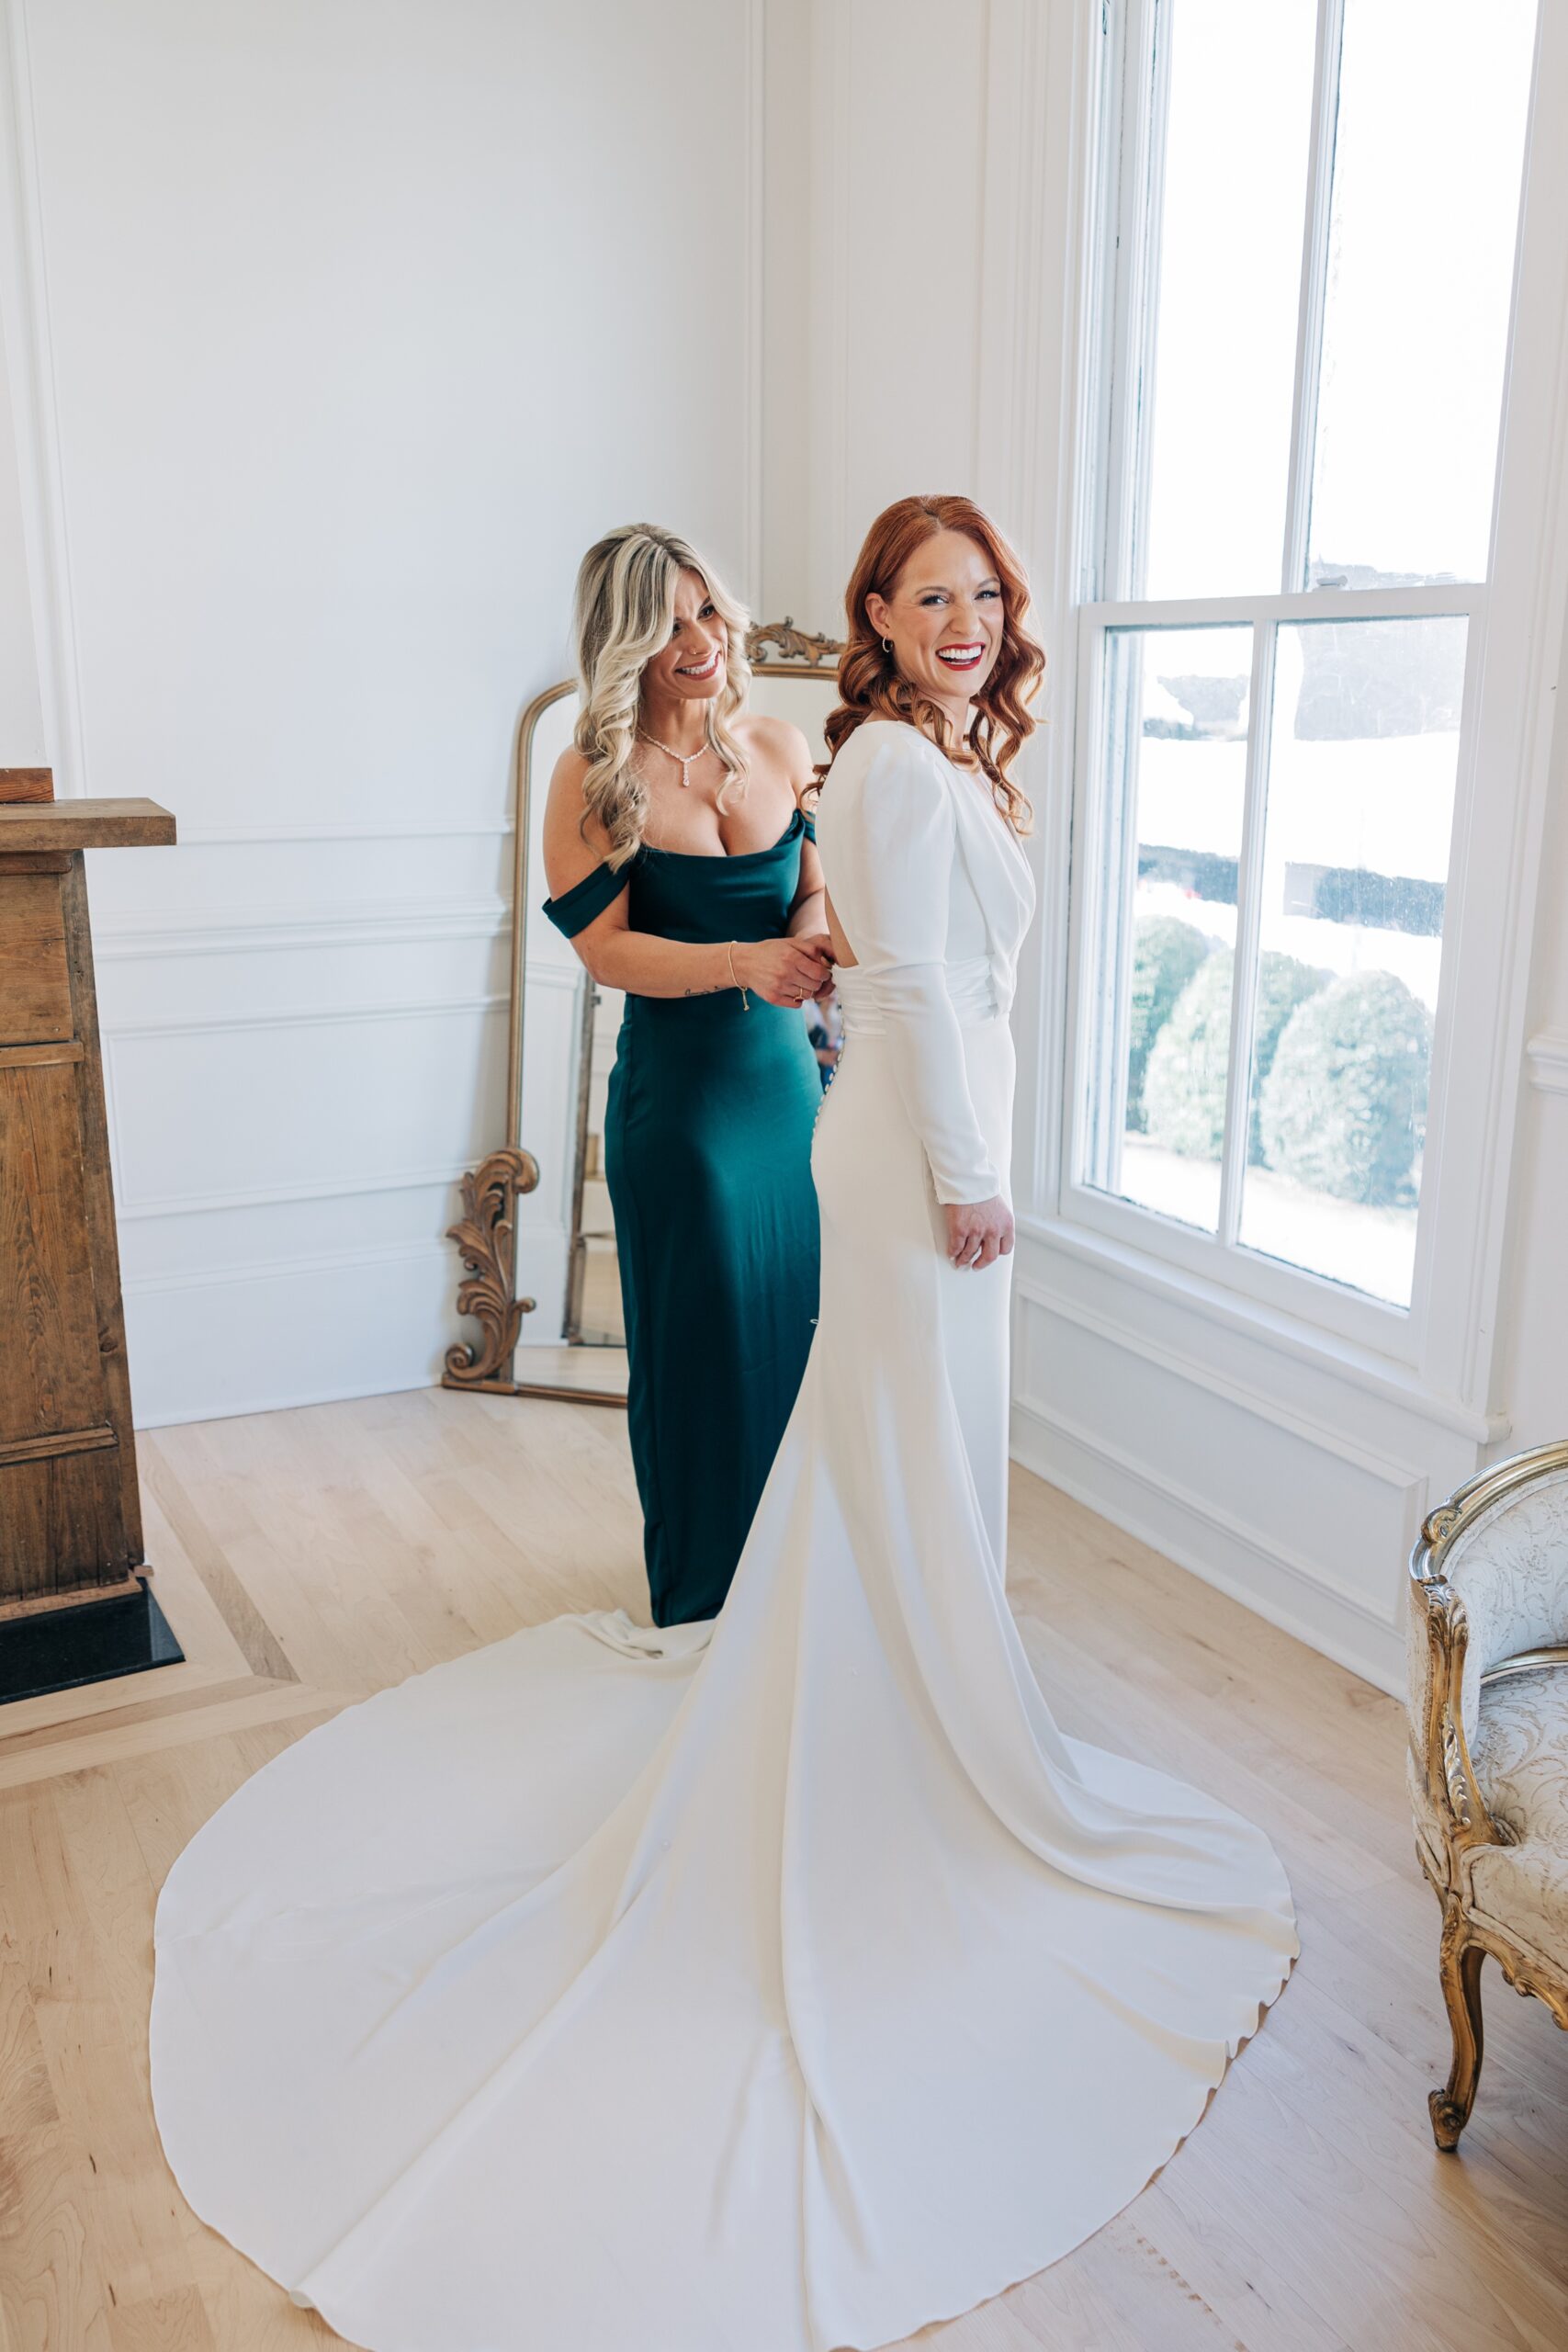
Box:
[150,721,1297,2352]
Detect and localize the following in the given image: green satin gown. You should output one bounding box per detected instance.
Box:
[543,810,823,1624]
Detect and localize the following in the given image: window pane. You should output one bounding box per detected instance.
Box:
[1239,616,1465,1302]
[1085,626,1251,1232]
[1140,0,1317,599]
[1306,0,1536,589]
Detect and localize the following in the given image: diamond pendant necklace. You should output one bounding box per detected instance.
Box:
[638,729,710,789]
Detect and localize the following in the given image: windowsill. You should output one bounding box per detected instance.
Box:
[1013,1207,1507,1446]
[1111,1138,1417,1307]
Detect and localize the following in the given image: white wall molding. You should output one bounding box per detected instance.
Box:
[132,1370,436,1433]
[125,1233,453,1297]
[103,989,509,1046]
[174,819,513,847]
[1014,1271,1429,1491]
[127,1231,570,1430]
[105,993,510,1216]
[118,1161,479,1226]
[122,1231,575,1316]
[1017,1214,1506,1447]
[1010,1393,1408,1698]
[125,1247,459,1430]
[96,899,513,961]
[1525,1027,1568,1093]
[1010,1388,1413,1638]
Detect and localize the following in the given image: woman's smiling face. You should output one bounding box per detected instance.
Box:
[864,529,1004,716]
[641,568,728,703]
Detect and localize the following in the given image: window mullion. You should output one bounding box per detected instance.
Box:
[1076,623,1145,1204]
[1101,0,1166,600]
[1280,0,1345,593]
[1084,583,1483,628]
[1077,0,1126,604]
[1216,622,1278,1247]
[1125,0,1173,599]
[1100,630,1144,1193]
[1066,619,1112,1198]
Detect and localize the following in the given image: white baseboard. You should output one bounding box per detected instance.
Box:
[125,1241,461,1430]
[1009,1394,1404,1699]
[133,1368,439,1432]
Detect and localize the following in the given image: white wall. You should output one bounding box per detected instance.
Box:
[0,322,44,754]
[799,0,995,628]
[0,0,765,1421]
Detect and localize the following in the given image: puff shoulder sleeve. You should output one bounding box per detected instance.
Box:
[821,726,1000,1206]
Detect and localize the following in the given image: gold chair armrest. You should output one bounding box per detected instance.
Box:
[1408,1566,1510,1870]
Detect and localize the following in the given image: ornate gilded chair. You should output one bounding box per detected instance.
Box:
[1407,1439,1568,2149]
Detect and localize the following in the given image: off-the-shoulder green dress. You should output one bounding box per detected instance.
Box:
[542,810,822,1624]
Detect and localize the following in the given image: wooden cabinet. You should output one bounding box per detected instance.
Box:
[0,796,175,1616]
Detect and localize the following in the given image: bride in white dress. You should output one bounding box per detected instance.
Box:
[150,495,1296,2352]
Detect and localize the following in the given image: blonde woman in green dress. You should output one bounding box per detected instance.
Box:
[541,524,832,1625]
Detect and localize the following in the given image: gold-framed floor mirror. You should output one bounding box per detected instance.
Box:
[444,621,843,1406]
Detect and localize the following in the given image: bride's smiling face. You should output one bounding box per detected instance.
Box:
[642,568,728,704]
[864,530,1004,713]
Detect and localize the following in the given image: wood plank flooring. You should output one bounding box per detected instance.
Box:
[0,1384,1563,2351]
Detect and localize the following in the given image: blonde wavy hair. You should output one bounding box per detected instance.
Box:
[572,525,752,868]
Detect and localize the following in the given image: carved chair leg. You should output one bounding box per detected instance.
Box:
[1430,1911,1485,2152]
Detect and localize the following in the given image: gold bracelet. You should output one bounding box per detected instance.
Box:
[727,940,750,1011]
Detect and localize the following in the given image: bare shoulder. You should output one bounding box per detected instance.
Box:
[542,744,612,891]
[735,708,807,757]
[734,709,813,785]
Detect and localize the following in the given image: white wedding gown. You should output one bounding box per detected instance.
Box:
[150,720,1297,2352]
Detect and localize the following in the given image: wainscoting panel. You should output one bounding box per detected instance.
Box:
[107,1000,508,1219]
[125,1238,466,1430]
[87,851,533,1422]
[1009,1234,1492,1697]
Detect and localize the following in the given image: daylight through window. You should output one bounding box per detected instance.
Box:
[1074,0,1537,1313]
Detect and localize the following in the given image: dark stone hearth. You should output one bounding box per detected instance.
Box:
[0,1575,184,1706]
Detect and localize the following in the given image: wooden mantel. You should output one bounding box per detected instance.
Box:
[0,797,176,852]
[0,790,176,1623]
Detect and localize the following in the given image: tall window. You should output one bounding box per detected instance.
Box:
[1070,0,1538,1329]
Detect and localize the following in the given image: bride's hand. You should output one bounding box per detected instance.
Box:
[792,931,840,1001]
[943,1197,1013,1271]
[734,937,834,1008]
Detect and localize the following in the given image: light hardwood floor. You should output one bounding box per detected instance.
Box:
[0,1385,1564,2352]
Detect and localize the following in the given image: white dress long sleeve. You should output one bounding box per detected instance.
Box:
[149,718,1297,2352]
[817,721,1002,1204]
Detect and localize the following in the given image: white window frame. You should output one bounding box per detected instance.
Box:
[1041,0,1565,1408]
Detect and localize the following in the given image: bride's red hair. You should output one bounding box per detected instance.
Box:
[819,494,1044,831]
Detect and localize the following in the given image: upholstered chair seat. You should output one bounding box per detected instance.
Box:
[1468,1666,1568,1953]
[1406,1443,1568,2149]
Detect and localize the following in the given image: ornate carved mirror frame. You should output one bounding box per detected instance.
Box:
[443,620,842,1406]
